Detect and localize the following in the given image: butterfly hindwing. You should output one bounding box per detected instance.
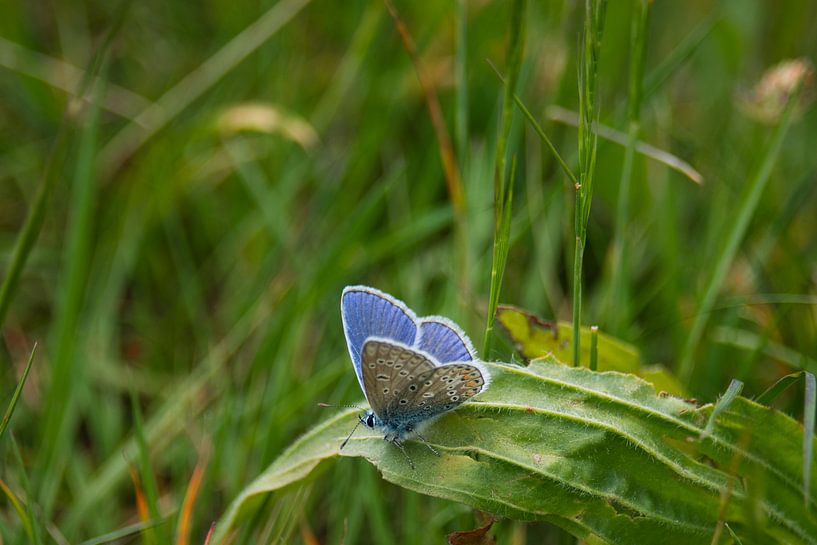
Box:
[361,338,437,418]
[342,287,418,390]
[416,318,475,363]
[394,363,488,422]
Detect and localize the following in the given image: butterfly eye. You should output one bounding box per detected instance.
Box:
[365,414,375,428]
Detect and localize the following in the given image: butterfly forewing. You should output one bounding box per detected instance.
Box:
[361,339,437,417]
[342,287,417,390]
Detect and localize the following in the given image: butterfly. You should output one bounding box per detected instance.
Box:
[339,285,490,467]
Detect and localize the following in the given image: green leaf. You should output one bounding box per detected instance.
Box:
[638,365,687,397]
[214,360,817,544]
[496,305,686,396]
[496,305,640,372]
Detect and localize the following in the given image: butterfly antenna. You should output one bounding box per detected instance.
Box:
[392,439,416,470]
[415,433,440,457]
[340,417,363,450]
[318,402,363,409]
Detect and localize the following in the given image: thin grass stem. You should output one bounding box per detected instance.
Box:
[572,0,606,366]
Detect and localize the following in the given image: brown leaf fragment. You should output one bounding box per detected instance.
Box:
[448,513,497,545]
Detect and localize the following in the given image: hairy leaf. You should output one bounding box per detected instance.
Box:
[214,360,817,545]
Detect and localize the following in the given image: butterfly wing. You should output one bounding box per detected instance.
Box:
[342,286,418,391]
[361,338,437,418]
[391,362,488,424]
[416,317,476,363]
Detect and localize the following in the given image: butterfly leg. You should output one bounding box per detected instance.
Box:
[415,433,441,457]
[390,438,416,470]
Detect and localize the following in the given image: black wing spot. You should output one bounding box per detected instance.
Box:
[399,399,408,405]
[409,385,417,391]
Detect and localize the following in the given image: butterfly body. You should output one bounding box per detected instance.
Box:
[340,286,490,462]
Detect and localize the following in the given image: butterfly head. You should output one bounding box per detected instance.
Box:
[360,410,380,430]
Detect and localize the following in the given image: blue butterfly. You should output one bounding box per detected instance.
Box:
[340,285,490,466]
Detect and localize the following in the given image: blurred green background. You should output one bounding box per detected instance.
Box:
[1,0,816,543]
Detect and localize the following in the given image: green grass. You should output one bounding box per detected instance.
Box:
[0,1,816,543]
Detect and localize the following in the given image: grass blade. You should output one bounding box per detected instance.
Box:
[545,106,703,184]
[130,387,164,544]
[0,343,36,441]
[454,0,468,169]
[174,454,208,545]
[608,0,649,335]
[755,371,806,405]
[589,326,599,372]
[642,13,718,101]
[0,119,68,329]
[10,431,45,545]
[37,70,105,518]
[483,0,526,357]
[572,0,607,366]
[383,0,463,216]
[77,518,169,545]
[0,477,35,542]
[702,379,743,439]
[804,373,815,507]
[487,61,577,186]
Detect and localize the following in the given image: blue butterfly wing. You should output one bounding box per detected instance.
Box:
[416,318,476,363]
[342,286,418,390]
